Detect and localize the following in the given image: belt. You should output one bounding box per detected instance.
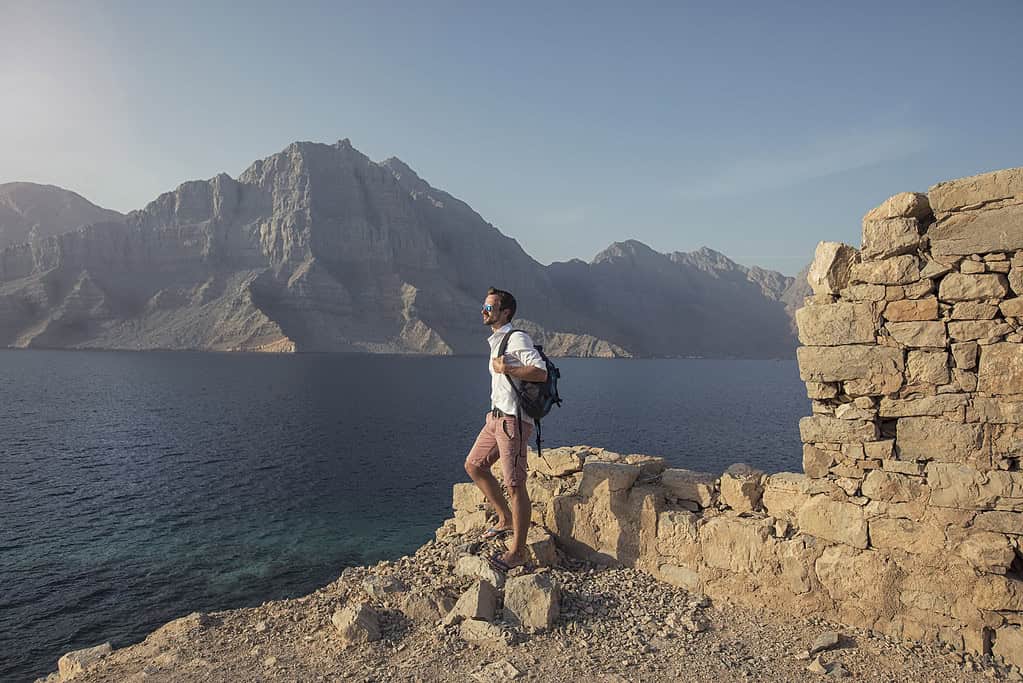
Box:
[490,407,515,418]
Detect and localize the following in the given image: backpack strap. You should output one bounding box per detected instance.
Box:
[498,329,536,467]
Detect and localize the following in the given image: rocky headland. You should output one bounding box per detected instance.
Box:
[0,140,803,357]
[30,164,1023,683]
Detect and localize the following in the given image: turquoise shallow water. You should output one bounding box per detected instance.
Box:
[0,350,806,681]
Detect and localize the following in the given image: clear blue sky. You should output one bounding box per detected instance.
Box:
[3,1,1021,274]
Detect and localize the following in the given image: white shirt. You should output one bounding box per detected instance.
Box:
[488,323,545,424]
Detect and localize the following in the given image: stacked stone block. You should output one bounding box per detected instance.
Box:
[796,167,1023,664]
[442,166,1023,672]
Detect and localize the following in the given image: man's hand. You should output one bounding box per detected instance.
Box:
[491,355,508,375]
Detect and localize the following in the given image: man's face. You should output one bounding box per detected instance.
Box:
[482,294,505,326]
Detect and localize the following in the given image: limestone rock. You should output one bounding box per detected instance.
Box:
[993,625,1023,669]
[929,203,1023,258]
[331,603,381,645]
[850,255,919,285]
[861,217,922,260]
[719,464,765,512]
[897,418,984,464]
[954,531,1015,574]
[401,591,445,623]
[878,394,966,418]
[950,301,999,319]
[803,444,835,479]
[807,241,859,295]
[762,473,811,522]
[578,461,641,497]
[799,416,878,444]
[797,495,869,548]
[362,574,408,601]
[938,273,1010,301]
[1000,297,1023,317]
[460,618,509,647]
[796,345,904,395]
[453,483,487,513]
[661,469,717,507]
[905,349,950,385]
[795,302,876,346]
[977,343,1023,395]
[860,470,924,503]
[928,166,1023,214]
[809,630,842,654]
[524,525,560,567]
[884,297,938,322]
[886,321,947,348]
[57,643,113,680]
[865,192,932,222]
[503,573,560,631]
[454,555,505,589]
[443,580,499,626]
[529,448,584,477]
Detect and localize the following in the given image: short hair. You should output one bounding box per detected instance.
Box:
[487,287,517,320]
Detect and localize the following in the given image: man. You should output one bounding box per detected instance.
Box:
[464,287,548,571]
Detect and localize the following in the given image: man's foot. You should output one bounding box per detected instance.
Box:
[487,550,529,572]
[481,526,512,541]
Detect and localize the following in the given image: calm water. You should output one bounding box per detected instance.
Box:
[0,350,806,681]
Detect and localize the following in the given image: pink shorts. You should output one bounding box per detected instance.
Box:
[465,412,533,488]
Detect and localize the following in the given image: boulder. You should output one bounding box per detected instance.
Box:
[796,345,904,395]
[443,580,499,626]
[861,217,922,260]
[401,591,445,623]
[977,343,1023,395]
[718,464,765,512]
[928,167,1023,215]
[503,573,560,631]
[886,321,947,348]
[57,643,113,680]
[807,241,859,295]
[661,468,717,507]
[523,525,560,567]
[331,603,381,645]
[850,255,919,285]
[797,495,869,548]
[795,302,877,346]
[864,191,932,221]
[938,273,1010,302]
[362,574,408,601]
[577,461,641,497]
[529,447,585,477]
[454,555,505,588]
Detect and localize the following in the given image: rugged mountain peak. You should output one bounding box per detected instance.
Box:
[0,182,124,251]
[591,239,665,266]
[670,246,743,273]
[381,157,432,198]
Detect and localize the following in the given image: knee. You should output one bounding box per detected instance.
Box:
[508,484,528,500]
[465,461,482,480]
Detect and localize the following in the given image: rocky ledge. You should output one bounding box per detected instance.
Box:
[36,446,1019,683]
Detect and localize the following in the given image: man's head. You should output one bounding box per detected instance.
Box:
[483,287,516,327]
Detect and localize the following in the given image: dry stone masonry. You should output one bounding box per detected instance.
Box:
[447,166,1023,672]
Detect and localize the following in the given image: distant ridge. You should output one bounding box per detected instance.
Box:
[0,140,801,357]
[0,182,124,251]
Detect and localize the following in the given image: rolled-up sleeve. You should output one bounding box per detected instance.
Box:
[507,331,545,369]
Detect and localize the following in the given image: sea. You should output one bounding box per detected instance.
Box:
[0,350,807,681]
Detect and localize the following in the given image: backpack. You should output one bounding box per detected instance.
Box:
[498,329,563,458]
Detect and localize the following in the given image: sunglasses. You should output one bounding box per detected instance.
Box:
[482,304,495,313]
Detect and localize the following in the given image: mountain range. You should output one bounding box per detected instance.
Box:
[0,139,808,357]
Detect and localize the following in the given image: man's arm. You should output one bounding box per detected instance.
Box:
[492,355,548,382]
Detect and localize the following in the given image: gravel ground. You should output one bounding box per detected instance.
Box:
[53,533,1020,683]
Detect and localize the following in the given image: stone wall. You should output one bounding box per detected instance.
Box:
[444,166,1023,670]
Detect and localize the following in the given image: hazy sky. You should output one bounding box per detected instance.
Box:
[2,1,1021,274]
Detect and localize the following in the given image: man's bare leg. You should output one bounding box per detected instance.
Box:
[501,484,531,565]
[465,462,513,529]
